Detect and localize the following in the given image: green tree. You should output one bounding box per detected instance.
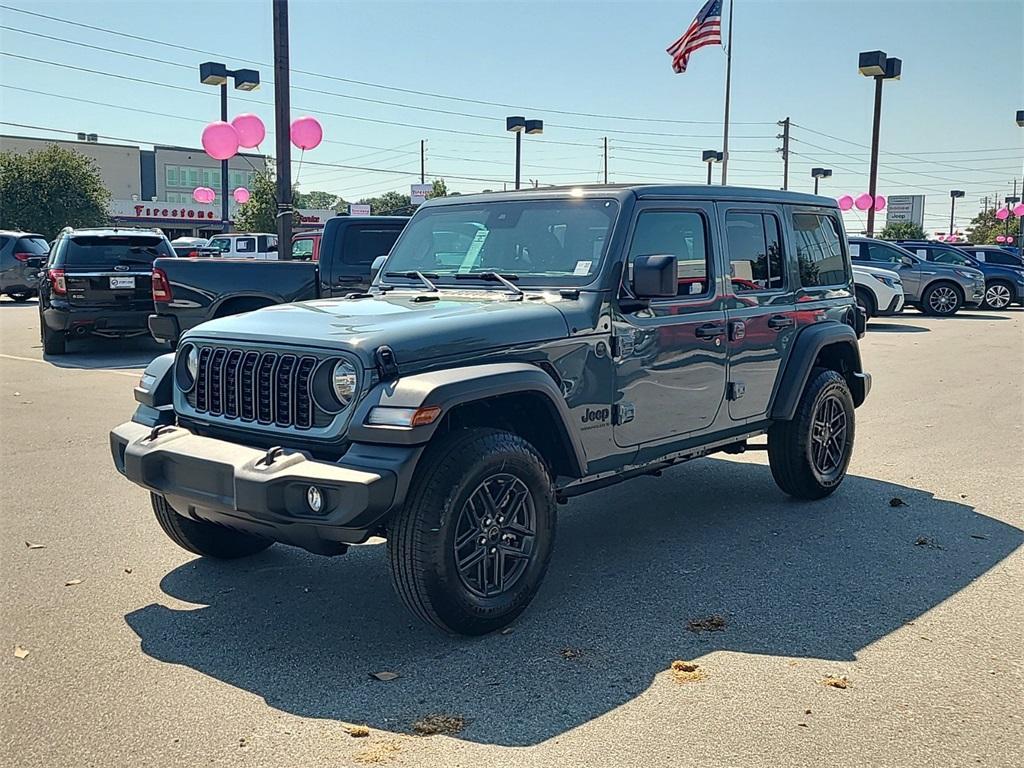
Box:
[879,221,927,240]
[234,170,299,232]
[293,189,339,210]
[358,190,413,215]
[427,178,448,199]
[967,208,1020,244]
[0,144,109,239]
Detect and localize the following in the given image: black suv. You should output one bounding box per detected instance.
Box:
[0,230,49,302]
[110,186,870,635]
[39,227,175,354]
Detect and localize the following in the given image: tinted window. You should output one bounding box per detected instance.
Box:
[61,236,173,268]
[866,241,906,264]
[726,212,784,292]
[340,225,403,269]
[15,237,49,255]
[292,238,314,259]
[235,237,256,253]
[983,251,1018,266]
[792,213,848,287]
[930,249,972,266]
[627,210,710,297]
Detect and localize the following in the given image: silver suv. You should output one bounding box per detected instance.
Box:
[848,237,984,316]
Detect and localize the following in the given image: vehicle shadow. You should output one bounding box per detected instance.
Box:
[944,312,1011,321]
[40,335,168,371]
[0,297,38,307]
[125,458,1021,747]
[868,322,929,333]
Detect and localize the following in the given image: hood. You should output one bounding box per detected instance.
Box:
[852,264,900,280]
[184,290,572,367]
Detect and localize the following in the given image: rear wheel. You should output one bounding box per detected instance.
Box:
[151,494,272,558]
[768,368,855,500]
[982,281,1013,310]
[41,322,66,355]
[854,287,876,320]
[388,428,556,635]
[921,281,962,316]
[8,292,32,303]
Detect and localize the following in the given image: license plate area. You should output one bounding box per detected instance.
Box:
[110,276,136,289]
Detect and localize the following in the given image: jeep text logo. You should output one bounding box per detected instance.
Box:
[581,407,610,425]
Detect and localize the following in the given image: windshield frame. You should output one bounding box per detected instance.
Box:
[377,196,622,291]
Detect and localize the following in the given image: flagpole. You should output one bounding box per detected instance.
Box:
[720,0,734,185]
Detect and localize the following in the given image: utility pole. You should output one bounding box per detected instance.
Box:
[272,0,293,258]
[777,117,791,190]
[420,139,425,184]
[603,137,608,184]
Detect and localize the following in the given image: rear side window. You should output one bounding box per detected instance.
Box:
[792,213,848,287]
[59,236,173,268]
[725,212,784,292]
[15,237,49,255]
[340,225,403,268]
[983,251,1015,265]
[235,237,256,253]
[627,210,710,297]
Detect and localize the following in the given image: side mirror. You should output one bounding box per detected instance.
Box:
[369,254,388,284]
[900,255,915,267]
[632,254,677,298]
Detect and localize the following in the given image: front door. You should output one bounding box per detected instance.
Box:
[612,203,728,447]
[719,204,797,420]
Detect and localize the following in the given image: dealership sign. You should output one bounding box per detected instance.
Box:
[349,203,371,216]
[410,183,432,206]
[885,195,925,227]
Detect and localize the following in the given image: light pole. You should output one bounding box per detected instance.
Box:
[811,167,832,195]
[949,190,965,234]
[858,50,901,237]
[1005,196,1021,239]
[702,150,723,185]
[1016,111,1024,245]
[506,116,543,191]
[199,62,260,230]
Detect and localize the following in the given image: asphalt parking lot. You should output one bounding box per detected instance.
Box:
[1,297,1021,768]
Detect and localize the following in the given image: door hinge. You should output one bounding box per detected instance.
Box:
[727,382,745,401]
[613,402,635,425]
[612,329,636,358]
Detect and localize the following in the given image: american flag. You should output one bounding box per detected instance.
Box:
[666,0,723,74]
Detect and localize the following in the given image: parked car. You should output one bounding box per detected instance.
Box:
[206,233,279,260]
[848,237,985,316]
[0,230,49,301]
[292,230,322,261]
[38,227,176,354]
[892,239,1024,311]
[149,216,408,346]
[955,244,1024,268]
[851,263,903,319]
[111,185,870,635]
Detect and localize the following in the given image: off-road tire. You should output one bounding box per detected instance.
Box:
[151,493,272,558]
[854,287,876,320]
[387,428,556,635]
[920,281,962,316]
[768,368,855,500]
[41,322,65,355]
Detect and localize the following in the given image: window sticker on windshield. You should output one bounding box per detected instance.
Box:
[573,260,592,276]
[458,229,490,272]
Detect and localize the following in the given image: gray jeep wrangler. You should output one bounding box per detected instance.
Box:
[111,185,870,635]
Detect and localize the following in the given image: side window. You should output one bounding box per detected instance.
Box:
[932,250,969,266]
[235,237,256,253]
[914,248,929,260]
[866,242,901,264]
[986,252,1011,265]
[849,242,866,261]
[339,226,403,269]
[292,239,314,259]
[626,210,710,297]
[792,213,848,287]
[725,211,784,292]
[208,237,231,253]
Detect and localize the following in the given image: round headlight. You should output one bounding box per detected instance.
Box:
[332,360,357,407]
[186,345,199,381]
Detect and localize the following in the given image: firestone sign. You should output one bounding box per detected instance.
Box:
[110,199,225,221]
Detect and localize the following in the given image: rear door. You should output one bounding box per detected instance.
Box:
[864,240,922,300]
[325,222,404,295]
[61,235,172,309]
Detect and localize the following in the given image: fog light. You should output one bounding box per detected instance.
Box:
[306,486,323,513]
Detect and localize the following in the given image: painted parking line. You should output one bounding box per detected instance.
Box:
[0,353,143,378]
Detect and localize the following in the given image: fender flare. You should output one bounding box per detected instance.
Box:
[769,323,868,421]
[349,362,586,476]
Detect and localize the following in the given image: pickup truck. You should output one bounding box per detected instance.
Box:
[112,185,870,636]
[148,216,407,345]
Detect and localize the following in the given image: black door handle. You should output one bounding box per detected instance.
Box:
[767,315,794,330]
[335,276,362,284]
[695,323,727,339]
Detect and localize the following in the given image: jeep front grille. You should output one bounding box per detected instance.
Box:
[189,346,320,429]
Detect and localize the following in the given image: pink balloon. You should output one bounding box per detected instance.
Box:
[1007,237,1015,244]
[873,195,886,211]
[996,236,1006,243]
[201,121,239,161]
[854,193,873,211]
[1014,203,1024,217]
[233,187,250,204]
[837,194,854,211]
[290,116,323,150]
[231,113,265,149]
[995,207,1010,221]
[192,187,208,203]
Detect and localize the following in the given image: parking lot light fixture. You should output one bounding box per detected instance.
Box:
[1015,109,1023,127]
[702,150,723,185]
[859,50,901,237]
[506,116,542,190]
[811,167,832,195]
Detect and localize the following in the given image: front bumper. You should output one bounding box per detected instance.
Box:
[110,421,416,551]
[876,293,905,316]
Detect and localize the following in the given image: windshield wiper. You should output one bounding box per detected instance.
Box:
[384,271,439,291]
[454,271,523,297]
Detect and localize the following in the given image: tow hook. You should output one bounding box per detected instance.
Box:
[145,424,176,441]
[257,446,286,467]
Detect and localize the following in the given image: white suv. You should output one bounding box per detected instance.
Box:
[206,233,279,260]
[852,263,904,320]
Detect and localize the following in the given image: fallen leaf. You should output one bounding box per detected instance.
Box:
[25,541,45,549]
[889,497,908,508]
[687,614,727,633]
[370,671,400,682]
[969,534,988,540]
[920,636,932,642]
[13,391,20,396]
[345,724,370,738]
[64,578,83,586]
[559,646,584,661]
[804,709,812,714]
[959,494,968,499]
[914,536,944,550]
[500,627,514,635]
[124,567,133,574]
[670,659,707,683]
[797,722,809,728]
[822,675,849,689]
[14,645,30,659]
[412,713,466,736]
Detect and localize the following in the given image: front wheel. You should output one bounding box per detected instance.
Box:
[387,428,556,635]
[854,287,876,320]
[768,368,855,500]
[921,281,962,316]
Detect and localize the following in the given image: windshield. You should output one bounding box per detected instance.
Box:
[63,236,173,268]
[380,198,619,287]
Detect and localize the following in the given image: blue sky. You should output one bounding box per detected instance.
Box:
[1,0,1021,232]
